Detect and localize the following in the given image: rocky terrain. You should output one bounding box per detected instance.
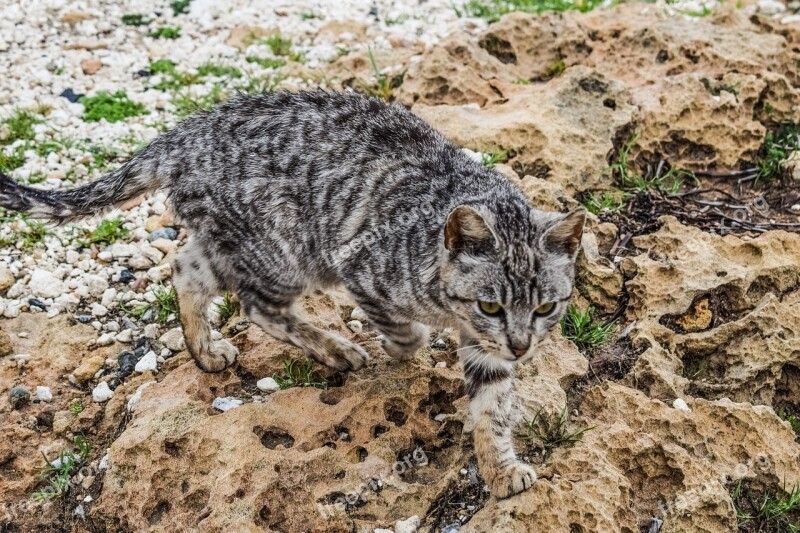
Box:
[1,0,800,532]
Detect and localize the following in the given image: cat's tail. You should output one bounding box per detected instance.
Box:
[0,142,165,224]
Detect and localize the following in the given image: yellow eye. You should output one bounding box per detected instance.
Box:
[534,302,555,316]
[478,301,503,315]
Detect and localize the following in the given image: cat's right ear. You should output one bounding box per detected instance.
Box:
[444,205,497,256]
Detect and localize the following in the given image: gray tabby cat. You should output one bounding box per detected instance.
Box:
[0,91,584,498]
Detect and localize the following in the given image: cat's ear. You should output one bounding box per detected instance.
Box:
[541,209,586,255]
[444,205,497,255]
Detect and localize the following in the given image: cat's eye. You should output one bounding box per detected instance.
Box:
[478,301,503,316]
[534,302,556,317]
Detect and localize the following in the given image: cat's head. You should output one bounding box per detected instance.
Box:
[438,202,585,364]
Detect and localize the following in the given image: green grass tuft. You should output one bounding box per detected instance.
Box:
[609,131,697,194]
[246,56,287,69]
[543,59,566,79]
[263,34,294,57]
[78,216,129,247]
[272,359,328,390]
[121,13,149,26]
[197,63,242,79]
[80,91,147,123]
[123,283,178,323]
[457,0,605,23]
[733,480,800,533]
[582,190,627,215]
[32,435,91,501]
[149,26,181,39]
[171,0,191,15]
[756,122,799,183]
[520,404,593,458]
[561,304,614,351]
[355,46,403,101]
[172,85,228,117]
[480,149,510,167]
[216,292,238,324]
[68,399,84,415]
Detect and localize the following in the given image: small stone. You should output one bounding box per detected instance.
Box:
[256,377,280,393]
[143,324,160,339]
[83,274,108,297]
[28,269,65,298]
[212,397,242,412]
[0,268,15,291]
[159,328,186,351]
[441,523,461,533]
[9,386,30,409]
[395,516,420,533]
[147,227,178,241]
[36,386,53,402]
[672,398,691,412]
[347,320,363,333]
[96,333,115,347]
[115,329,133,343]
[72,356,105,383]
[91,381,113,402]
[76,314,92,324]
[460,468,468,476]
[117,351,140,377]
[119,269,135,283]
[91,303,108,317]
[134,351,158,373]
[80,57,102,75]
[435,361,447,369]
[28,298,48,310]
[150,238,177,254]
[0,329,12,356]
[432,338,447,349]
[60,88,85,103]
[73,504,85,519]
[375,529,394,533]
[351,307,368,321]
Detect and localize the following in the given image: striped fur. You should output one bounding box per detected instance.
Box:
[0,91,585,496]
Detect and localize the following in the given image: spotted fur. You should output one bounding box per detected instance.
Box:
[0,91,585,497]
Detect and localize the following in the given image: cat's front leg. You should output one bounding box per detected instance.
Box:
[461,336,536,499]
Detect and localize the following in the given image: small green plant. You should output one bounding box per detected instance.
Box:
[68,399,84,415]
[246,56,287,69]
[272,358,328,390]
[561,304,614,351]
[778,409,800,440]
[78,216,129,246]
[197,63,242,79]
[458,0,604,23]
[757,122,799,183]
[609,131,697,194]
[356,46,402,101]
[733,480,800,533]
[583,190,627,215]
[216,292,238,324]
[512,78,531,85]
[149,26,181,39]
[171,0,191,15]
[32,435,92,501]
[263,34,294,57]
[121,13,149,26]
[237,74,285,95]
[149,59,177,74]
[172,84,228,117]
[480,149,510,167]
[543,59,566,79]
[80,91,147,123]
[1,106,49,146]
[123,284,178,323]
[19,218,49,249]
[520,404,593,458]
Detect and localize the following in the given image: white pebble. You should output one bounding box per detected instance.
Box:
[92,381,113,403]
[91,303,108,317]
[212,397,242,412]
[134,350,158,373]
[36,386,53,402]
[435,361,447,369]
[395,516,420,533]
[96,333,115,347]
[347,320,363,333]
[350,307,368,321]
[256,377,280,393]
[672,398,691,412]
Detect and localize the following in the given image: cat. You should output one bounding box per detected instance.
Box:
[0,90,584,498]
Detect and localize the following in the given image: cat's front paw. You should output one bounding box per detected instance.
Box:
[489,462,537,499]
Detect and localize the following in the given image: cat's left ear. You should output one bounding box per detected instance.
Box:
[541,209,586,256]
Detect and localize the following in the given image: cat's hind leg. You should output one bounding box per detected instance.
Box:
[172,243,238,372]
[240,293,367,372]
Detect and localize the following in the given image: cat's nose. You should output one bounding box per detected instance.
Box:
[511,346,529,359]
